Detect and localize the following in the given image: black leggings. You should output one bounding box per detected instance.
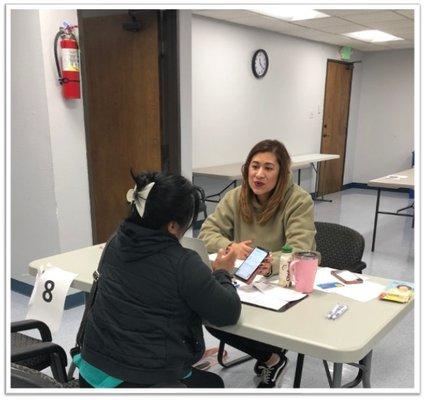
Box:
[78,368,224,388]
[207,327,282,363]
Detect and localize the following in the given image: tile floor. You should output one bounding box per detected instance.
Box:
[11,188,415,389]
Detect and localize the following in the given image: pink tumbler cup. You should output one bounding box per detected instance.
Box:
[289,251,318,293]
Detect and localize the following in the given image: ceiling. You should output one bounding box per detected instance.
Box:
[193,9,414,51]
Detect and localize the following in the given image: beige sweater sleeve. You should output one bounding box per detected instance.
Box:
[284,188,316,253]
[198,192,235,253]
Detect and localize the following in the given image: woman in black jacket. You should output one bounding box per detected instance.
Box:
[77,171,241,388]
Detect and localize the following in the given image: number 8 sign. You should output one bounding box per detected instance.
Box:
[26,264,78,334]
[42,280,55,302]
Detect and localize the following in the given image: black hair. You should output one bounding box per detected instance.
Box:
[126,170,200,232]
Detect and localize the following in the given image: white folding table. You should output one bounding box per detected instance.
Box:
[29,244,413,388]
[368,168,414,251]
[193,153,339,203]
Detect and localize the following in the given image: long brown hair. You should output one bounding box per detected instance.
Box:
[239,140,291,225]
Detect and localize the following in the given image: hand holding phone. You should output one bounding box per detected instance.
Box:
[234,247,269,285]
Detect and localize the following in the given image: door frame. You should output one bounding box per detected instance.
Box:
[319,58,354,193]
[158,10,181,175]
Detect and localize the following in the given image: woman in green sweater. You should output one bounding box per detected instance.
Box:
[199,139,316,388]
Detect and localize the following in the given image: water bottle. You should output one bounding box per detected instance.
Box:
[279,244,293,287]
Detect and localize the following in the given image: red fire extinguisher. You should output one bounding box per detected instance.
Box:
[54,23,81,99]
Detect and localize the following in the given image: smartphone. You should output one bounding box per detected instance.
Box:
[234,247,268,283]
[331,270,363,284]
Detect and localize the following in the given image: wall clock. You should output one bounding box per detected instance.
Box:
[252,49,269,78]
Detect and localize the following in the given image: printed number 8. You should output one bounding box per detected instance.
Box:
[42,280,55,303]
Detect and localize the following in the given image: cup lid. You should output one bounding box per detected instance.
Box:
[293,251,318,259]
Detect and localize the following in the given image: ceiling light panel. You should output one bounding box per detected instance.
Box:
[344,29,404,42]
[251,7,329,21]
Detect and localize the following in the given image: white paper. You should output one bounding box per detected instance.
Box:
[26,264,78,333]
[253,280,307,302]
[330,281,386,302]
[314,267,383,302]
[237,285,289,310]
[236,278,306,310]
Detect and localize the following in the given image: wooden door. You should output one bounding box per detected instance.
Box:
[318,60,353,195]
[79,11,161,243]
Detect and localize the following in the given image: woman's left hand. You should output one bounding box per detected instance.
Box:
[257,254,273,277]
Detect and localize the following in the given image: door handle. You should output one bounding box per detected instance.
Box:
[322,134,330,138]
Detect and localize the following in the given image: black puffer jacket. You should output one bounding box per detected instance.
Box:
[82,220,241,385]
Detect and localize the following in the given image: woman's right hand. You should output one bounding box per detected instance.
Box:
[212,247,237,273]
[229,240,253,259]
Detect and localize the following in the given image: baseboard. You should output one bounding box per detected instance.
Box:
[342,182,410,194]
[11,278,85,309]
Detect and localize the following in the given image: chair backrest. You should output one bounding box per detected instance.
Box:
[194,185,207,211]
[315,222,366,272]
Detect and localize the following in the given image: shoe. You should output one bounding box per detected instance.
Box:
[254,349,287,376]
[254,360,265,376]
[257,354,288,388]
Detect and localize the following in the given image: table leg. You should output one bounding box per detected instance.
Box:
[312,162,332,203]
[205,179,238,203]
[371,188,381,252]
[331,363,343,388]
[293,353,305,388]
[360,351,373,388]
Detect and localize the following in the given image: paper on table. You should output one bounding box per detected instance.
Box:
[236,278,306,310]
[331,281,386,302]
[314,267,384,302]
[237,285,288,310]
[253,280,307,302]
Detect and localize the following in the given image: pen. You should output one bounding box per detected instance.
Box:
[330,304,348,320]
[327,303,342,319]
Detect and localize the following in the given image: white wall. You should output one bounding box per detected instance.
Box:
[11,10,61,284]
[11,10,92,285]
[352,49,414,182]
[38,10,92,251]
[191,15,363,191]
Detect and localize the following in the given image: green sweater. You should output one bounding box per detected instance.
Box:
[199,180,316,275]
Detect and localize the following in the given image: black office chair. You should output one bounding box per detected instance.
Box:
[11,363,79,388]
[314,222,367,273]
[194,185,208,221]
[11,319,69,383]
[294,222,368,388]
[193,186,208,234]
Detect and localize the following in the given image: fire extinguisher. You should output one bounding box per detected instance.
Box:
[54,23,81,99]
